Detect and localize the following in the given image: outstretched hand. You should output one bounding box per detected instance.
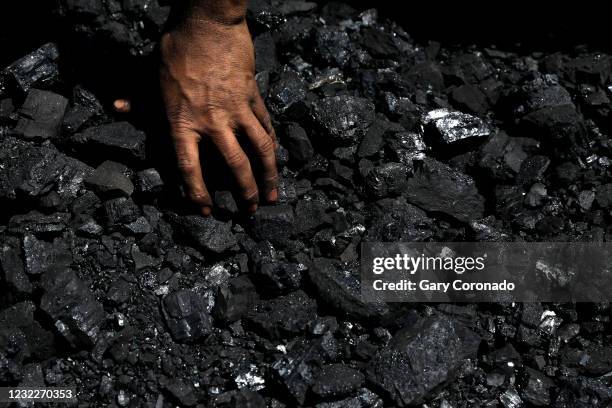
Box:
[159,15,278,216]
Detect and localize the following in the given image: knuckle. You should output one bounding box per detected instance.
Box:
[189,191,211,204]
[258,137,275,156]
[225,149,247,168]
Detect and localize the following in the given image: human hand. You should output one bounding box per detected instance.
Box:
[159,13,277,216]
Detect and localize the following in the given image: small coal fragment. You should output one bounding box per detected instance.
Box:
[314,27,353,68]
[213,276,259,325]
[22,234,72,275]
[364,162,409,198]
[14,89,68,140]
[423,108,491,145]
[85,161,134,198]
[245,290,316,339]
[519,367,553,406]
[73,122,147,163]
[282,122,314,163]
[0,137,92,202]
[450,84,489,115]
[312,96,375,146]
[39,269,105,348]
[310,364,364,400]
[595,183,612,208]
[254,262,303,295]
[367,315,480,407]
[135,168,163,194]
[8,211,70,236]
[267,68,307,115]
[309,258,389,321]
[214,191,239,218]
[3,43,60,92]
[103,197,140,227]
[404,158,485,223]
[0,238,32,294]
[250,205,295,245]
[174,215,237,254]
[162,289,212,342]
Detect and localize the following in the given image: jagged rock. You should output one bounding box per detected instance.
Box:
[174,215,237,254]
[311,364,364,400]
[22,234,72,275]
[367,315,481,406]
[3,43,60,92]
[14,89,68,139]
[312,96,375,146]
[309,258,389,321]
[39,268,105,348]
[423,108,491,145]
[245,290,317,339]
[135,168,163,194]
[404,158,485,222]
[73,122,146,163]
[162,290,212,342]
[213,276,259,325]
[282,122,314,163]
[85,161,134,198]
[250,205,295,244]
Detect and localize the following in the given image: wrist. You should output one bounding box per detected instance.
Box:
[187,0,247,26]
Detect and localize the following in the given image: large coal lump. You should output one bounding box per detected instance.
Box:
[312,96,375,146]
[404,158,485,222]
[367,316,481,406]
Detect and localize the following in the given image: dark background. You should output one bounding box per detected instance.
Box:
[1,1,610,66]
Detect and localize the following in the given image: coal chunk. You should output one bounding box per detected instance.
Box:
[404,158,485,223]
[39,269,105,348]
[423,108,492,145]
[85,161,134,198]
[22,234,72,275]
[250,205,295,245]
[519,367,553,406]
[14,89,68,140]
[311,364,364,400]
[364,162,410,198]
[212,276,259,325]
[8,211,70,236]
[312,96,375,146]
[162,289,212,342]
[3,43,60,92]
[135,168,163,194]
[73,122,146,163]
[0,238,32,294]
[245,290,316,339]
[174,215,237,254]
[0,137,92,202]
[367,316,480,406]
[450,84,489,115]
[282,122,314,163]
[309,258,389,321]
[103,197,140,227]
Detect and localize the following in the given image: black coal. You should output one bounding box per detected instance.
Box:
[1,1,612,407]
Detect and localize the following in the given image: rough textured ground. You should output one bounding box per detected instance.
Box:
[1,1,612,407]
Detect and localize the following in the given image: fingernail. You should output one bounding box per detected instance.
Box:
[201,206,212,217]
[113,99,131,113]
[248,203,258,213]
[267,189,278,203]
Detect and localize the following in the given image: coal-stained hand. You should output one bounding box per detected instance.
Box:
[159,14,278,216]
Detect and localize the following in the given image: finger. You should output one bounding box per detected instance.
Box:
[113,99,132,113]
[251,91,277,146]
[241,115,279,203]
[172,129,212,216]
[210,128,259,212]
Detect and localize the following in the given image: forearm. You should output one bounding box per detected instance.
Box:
[186,0,248,25]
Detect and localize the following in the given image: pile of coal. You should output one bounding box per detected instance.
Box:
[1,1,612,407]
